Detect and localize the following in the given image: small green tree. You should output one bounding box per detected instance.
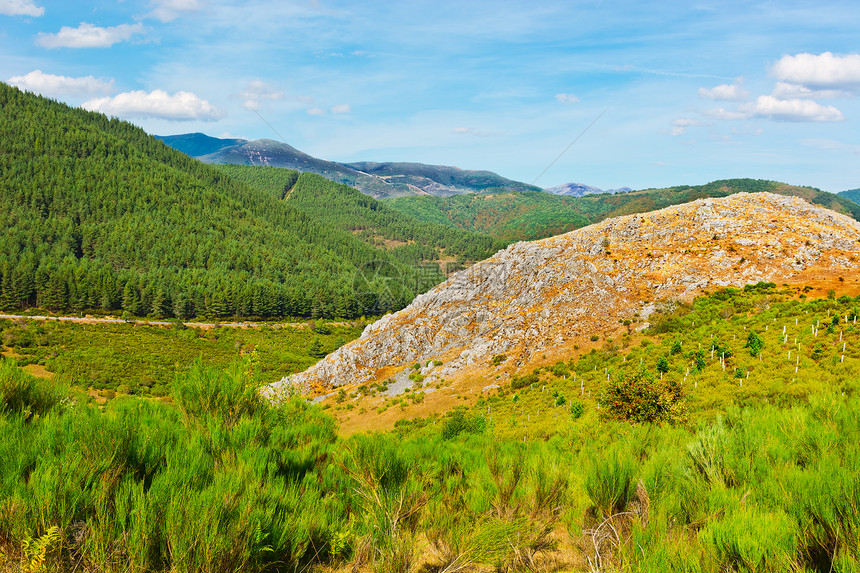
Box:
[308,336,327,358]
[656,355,670,374]
[745,331,764,357]
[693,349,706,371]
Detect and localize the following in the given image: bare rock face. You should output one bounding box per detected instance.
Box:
[265,193,860,395]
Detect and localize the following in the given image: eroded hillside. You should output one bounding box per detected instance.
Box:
[267,193,860,412]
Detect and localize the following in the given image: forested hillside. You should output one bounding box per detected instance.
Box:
[0,83,487,319]
[216,165,502,266]
[386,191,591,242]
[386,178,860,243]
[840,188,860,205]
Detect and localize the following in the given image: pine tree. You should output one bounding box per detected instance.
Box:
[122,282,142,316]
[308,336,327,358]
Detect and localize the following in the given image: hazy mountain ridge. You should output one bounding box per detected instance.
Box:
[158,133,543,199]
[544,182,632,196]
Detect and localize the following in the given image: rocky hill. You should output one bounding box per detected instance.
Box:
[267,193,860,401]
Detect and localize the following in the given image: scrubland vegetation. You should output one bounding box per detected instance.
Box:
[3,285,860,572]
[0,318,362,398]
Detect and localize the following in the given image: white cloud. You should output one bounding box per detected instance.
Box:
[771,81,848,100]
[0,0,43,16]
[306,107,325,116]
[452,127,498,137]
[703,107,751,120]
[741,95,843,122]
[8,69,114,97]
[771,52,860,90]
[82,89,224,121]
[144,0,201,22]
[697,82,748,101]
[37,22,144,49]
[669,117,704,136]
[239,80,284,111]
[555,93,579,104]
[330,103,350,114]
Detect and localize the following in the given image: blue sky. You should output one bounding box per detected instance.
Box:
[3,0,860,192]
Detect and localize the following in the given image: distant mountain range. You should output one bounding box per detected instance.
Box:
[156,133,543,199]
[544,182,632,196]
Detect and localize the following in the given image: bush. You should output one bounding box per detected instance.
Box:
[441,409,487,440]
[0,357,59,417]
[585,448,638,519]
[745,331,764,357]
[510,372,539,390]
[702,507,798,572]
[599,367,686,424]
[172,359,261,429]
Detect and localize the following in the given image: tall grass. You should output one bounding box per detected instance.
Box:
[6,290,860,573]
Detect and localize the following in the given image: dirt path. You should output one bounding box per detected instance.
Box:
[0,314,354,330]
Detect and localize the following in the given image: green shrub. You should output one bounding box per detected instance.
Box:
[599,368,686,424]
[0,358,59,418]
[585,448,638,519]
[510,372,538,390]
[172,359,261,429]
[702,506,798,572]
[745,331,764,357]
[441,409,487,440]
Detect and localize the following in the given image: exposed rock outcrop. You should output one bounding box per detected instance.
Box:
[266,193,860,395]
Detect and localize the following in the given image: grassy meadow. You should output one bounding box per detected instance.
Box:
[0,318,364,399]
[3,285,860,572]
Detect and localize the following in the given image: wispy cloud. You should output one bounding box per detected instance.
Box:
[8,69,114,97]
[555,93,579,104]
[306,107,325,116]
[703,107,751,121]
[239,80,284,111]
[669,117,704,136]
[143,0,201,23]
[801,138,860,155]
[452,127,499,137]
[82,89,224,121]
[697,80,748,101]
[771,81,848,99]
[0,0,43,17]
[37,22,145,49]
[330,104,351,114]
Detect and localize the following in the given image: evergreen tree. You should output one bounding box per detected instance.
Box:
[122,282,142,316]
